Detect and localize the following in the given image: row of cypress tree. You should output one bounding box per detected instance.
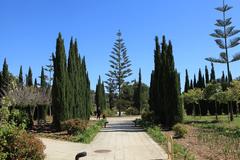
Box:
[184,63,233,93]
[52,33,91,129]
[149,36,183,127]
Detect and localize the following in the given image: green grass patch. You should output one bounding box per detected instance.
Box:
[184,115,240,138]
[71,119,105,143]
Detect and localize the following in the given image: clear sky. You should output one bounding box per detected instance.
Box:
[0,0,240,90]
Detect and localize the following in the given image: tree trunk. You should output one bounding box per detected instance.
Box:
[230,101,234,121]
[215,101,218,121]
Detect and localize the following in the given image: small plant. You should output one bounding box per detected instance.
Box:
[173,123,188,138]
[141,110,154,122]
[125,107,139,115]
[62,119,88,135]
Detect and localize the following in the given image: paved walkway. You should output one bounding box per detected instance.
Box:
[41,116,168,160]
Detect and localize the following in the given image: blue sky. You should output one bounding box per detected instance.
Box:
[0,0,240,90]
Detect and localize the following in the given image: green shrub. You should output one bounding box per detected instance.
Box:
[125,107,139,115]
[147,126,167,144]
[62,119,88,135]
[0,107,10,124]
[102,107,117,117]
[0,123,45,160]
[173,123,188,138]
[72,120,105,143]
[141,110,154,122]
[9,109,30,128]
[9,132,45,160]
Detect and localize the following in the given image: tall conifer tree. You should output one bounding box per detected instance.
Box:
[205,65,210,84]
[184,69,190,92]
[26,67,33,87]
[19,66,23,87]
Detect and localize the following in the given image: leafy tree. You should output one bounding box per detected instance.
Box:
[184,88,203,117]
[206,0,240,121]
[149,36,183,127]
[106,30,132,116]
[105,78,116,110]
[203,83,221,120]
[184,69,190,92]
[26,67,33,87]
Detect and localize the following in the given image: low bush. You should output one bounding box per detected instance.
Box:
[147,126,167,144]
[141,110,154,122]
[0,123,45,160]
[71,120,105,143]
[102,107,117,117]
[173,123,188,138]
[125,107,139,115]
[9,109,30,128]
[62,119,88,135]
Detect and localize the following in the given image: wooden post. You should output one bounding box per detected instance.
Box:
[167,135,174,160]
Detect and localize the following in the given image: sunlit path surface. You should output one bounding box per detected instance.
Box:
[41,116,167,160]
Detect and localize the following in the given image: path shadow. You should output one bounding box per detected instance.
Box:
[101,121,144,133]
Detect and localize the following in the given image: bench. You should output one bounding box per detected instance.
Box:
[104,121,109,128]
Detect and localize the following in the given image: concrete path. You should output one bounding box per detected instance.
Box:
[41,116,168,160]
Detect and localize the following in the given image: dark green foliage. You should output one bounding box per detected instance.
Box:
[184,69,190,92]
[190,80,193,89]
[0,58,10,98]
[52,33,91,130]
[26,67,33,87]
[95,76,106,113]
[149,36,183,127]
[52,33,68,129]
[193,74,197,88]
[34,78,38,87]
[40,67,47,88]
[133,69,143,112]
[197,69,204,88]
[105,78,116,110]
[210,63,216,82]
[205,66,210,84]
[105,31,132,116]
[18,66,23,87]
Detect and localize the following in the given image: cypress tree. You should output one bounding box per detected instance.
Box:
[210,63,216,82]
[95,76,106,113]
[52,33,68,130]
[184,69,190,92]
[19,66,23,87]
[26,67,33,87]
[205,65,210,84]
[190,80,193,89]
[197,69,203,88]
[40,66,47,88]
[34,78,38,87]
[133,69,143,112]
[149,36,183,127]
[193,74,197,88]
[0,58,10,97]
